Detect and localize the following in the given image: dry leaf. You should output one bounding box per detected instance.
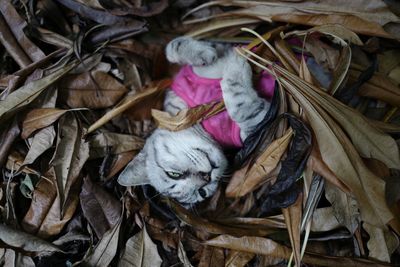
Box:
[83,211,122,267]
[152,101,225,131]
[226,128,293,197]
[0,62,77,123]
[80,176,122,238]
[51,113,89,213]
[118,226,162,267]
[198,246,225,267]
[59,70,128,109]
[282,193,302,267]
[0,224,62,256]
[21,169,79,238]
[87,79,170,134]
[21,108,67,139]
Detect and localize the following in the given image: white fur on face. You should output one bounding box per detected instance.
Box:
[144,126,227,204]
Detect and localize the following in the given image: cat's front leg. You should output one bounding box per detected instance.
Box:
[221,51,271,140]
[165,37,218,66]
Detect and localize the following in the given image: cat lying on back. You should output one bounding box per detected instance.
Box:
[118,37,272,204]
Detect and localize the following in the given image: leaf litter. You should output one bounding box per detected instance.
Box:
[0,0,399,266]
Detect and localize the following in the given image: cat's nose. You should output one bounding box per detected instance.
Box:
[198,188,207,198]
[199,172,211,182]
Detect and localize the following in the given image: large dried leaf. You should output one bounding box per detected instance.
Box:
[0,62,77,123]
[83,211,122,267]
[118,226,162,267]
[205,235,393,267]
[282,194,302,267]
[170,201,274,236]
[152,101,225,131]
[59,70,128,109]
[0,224,62,256]
[51,113,89,213]
[80,176,121,238]
[21,169,80,238]
[21,108,68,139]
[87,79,170,134]
[226,128,293,197]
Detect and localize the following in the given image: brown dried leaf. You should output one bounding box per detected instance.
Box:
[118,226,162,267]
[198,246,225,267]
[226,128,293,197]
[80,176,122,238]
[206,234,392,266]
[282,193,302,267]
[59,70,128,109]
[21,108,67,139]
[83,210,122,267]
[170,201,274,236]
[152,101,225,132]
[21,169,80,238]
[51,113,89,213]
[87,79,170,134]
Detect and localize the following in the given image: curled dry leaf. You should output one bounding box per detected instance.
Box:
[152,101,225,131]
[226,128,293,198]
[59,70,128,109]
[118,226,162,267]
[21,108,67,139]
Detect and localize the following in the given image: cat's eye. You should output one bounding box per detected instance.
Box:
[165,171,183,179]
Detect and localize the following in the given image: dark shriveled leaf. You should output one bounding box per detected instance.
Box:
[80,176,121,238]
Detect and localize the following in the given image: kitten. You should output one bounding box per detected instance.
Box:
[118,37,271,204]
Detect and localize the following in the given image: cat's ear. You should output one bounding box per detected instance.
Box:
[117,149,150,186]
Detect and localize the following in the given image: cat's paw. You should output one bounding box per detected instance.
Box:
[166,37,218,66]
[223,50,252,82]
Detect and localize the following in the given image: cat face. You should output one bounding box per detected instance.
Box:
[118,126,227,204]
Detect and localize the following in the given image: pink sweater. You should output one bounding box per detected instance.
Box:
[171,65,275,149]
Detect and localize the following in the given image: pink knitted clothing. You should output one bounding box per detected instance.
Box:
[171,65,275,149]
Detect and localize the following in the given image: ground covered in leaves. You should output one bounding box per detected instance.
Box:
[0,0,400,266]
